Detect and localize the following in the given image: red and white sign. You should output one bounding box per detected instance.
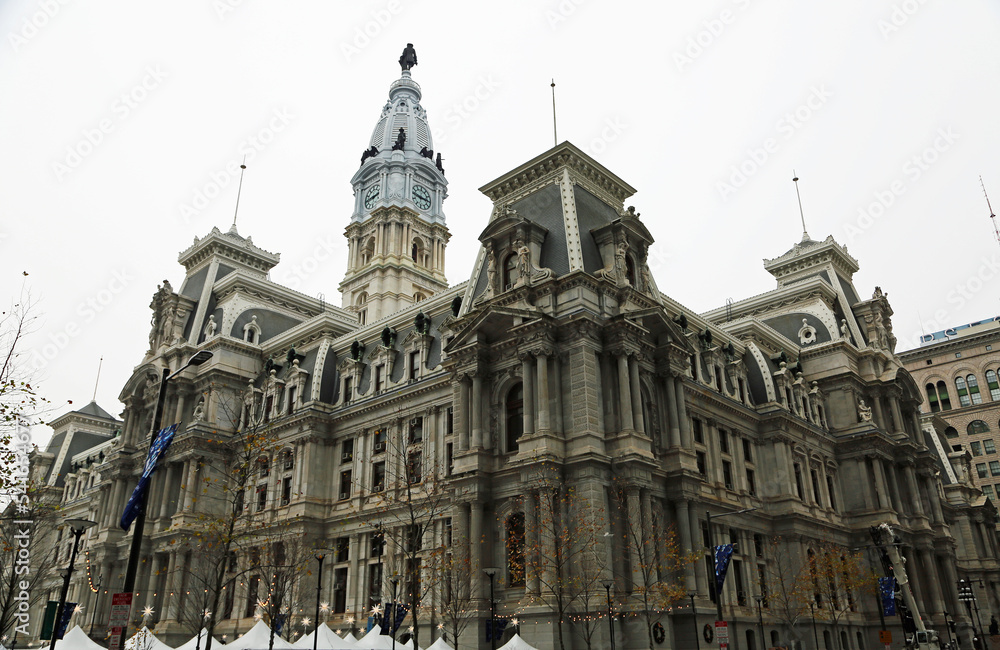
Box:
[109,593,133,628]
[108,627,123,650]
[716,621,728,648]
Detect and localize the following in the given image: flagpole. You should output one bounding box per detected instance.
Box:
[706,507,758,637]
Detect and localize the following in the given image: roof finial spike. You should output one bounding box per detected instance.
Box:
[92,356,103,403]
[551,79,558,147]
[980,176,999,246]
[792,170,810,242]
[230,156,247,235]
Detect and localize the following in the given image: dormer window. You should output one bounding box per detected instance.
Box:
[243,315,261,344]
[503,253,517,290]
[625,255,636,286]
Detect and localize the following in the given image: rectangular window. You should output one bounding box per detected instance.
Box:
[696,451,707,476]
[373,428,387,452]
[753,533,764,557]
[723,460,734,490]
[972,441,983,456]
[407,451,422,484]
[757,564,768,607]
[341,439,354,463]
[256,484,267,511]
[742,438,753,463]
[719,429,730,455]
[245,576,260,617]
[446,406,454,434]
[446,442,454,477]
[444,518,453,547]
[811,470,821,505]
[986,439,997,454]
[826,476,837,511]
[339,470,352,500]
[734,559,746,606]
[336,537,350,563]
[410,417,423,443]
[983,485,995,499]
[746,468,756,496]
[370,532,384,557]
[374,365,384,393]
[281,477,291,505]
[409,350,420,381]
[693,418,704,444]
[794,464,804,500]
[990,461,1000,477]
[264,395,273,422]
[333,567,348,614]
[367,563,382,610]
[343,377,353,403]
[977,463,989,479]
[287,386,296,414]
[372,462,386,491]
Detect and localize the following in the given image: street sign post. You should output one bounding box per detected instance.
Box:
[716,621,729,649]
[108,592,133,650]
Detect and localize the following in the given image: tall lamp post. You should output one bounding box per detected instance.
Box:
[389,577,399,650]
[688,591,700,650]
[484,568,499,650]
[958,579,985,648]
[754,595,765,650]
[313,550,329,650]
[88,575,103,638]
[808,601,820,650]
[51,518,97,650]
[705,508,757,630]
[602,580,615,650]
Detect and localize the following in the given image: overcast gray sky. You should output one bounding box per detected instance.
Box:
[3,1,999,435]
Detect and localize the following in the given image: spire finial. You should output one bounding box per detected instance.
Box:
[551,79,558,147]
[981,176,999,246]
[792,170,810,242]
[92,356,103,403]
[231,156,247,234]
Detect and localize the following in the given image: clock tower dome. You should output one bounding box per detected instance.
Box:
[340,52,450,323]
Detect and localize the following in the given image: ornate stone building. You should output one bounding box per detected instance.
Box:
[27,60,1000,650]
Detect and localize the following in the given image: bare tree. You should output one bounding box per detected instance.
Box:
[760,536,813,648]
[808,543,874,650]
[433,550,479,650]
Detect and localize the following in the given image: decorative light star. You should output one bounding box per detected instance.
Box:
[407,626,414,633]
[346,616,355,625]
[302,618,312,627]
[73,604,84,615]
[222,636,228,641]
[320,603,330,612]
[370,604,383,616]
[335,630,342,635]
[437,624,444,630]
[253,612,263,622]
[511,618,519,626]
[202,609,212,619]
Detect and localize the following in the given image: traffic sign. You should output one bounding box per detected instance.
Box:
[716,621,729,646]
[108,627,123,650]
[109,592,133,628]
[878,630,892,644]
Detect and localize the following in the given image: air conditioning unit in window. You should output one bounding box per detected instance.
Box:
[280,497,289,506]
[339,491,350,500]
[341,452,353,462]
[372,484,384,493]
[374,442,386,453]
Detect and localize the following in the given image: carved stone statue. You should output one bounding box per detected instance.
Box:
[399,43,417,71]
[614,239,629,283]
[204,314,217,338]
[392,128,406,151]
[840,318,851,341]
[516,240,531,281]
[858,399,873,423]
[193,396,205,421]
[485,248,497,294]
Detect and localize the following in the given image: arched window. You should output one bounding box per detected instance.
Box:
[936,381,952,410]
[926,383,941,413]
[506,513,526,587]
[625,255,636,286]
[945,426,959,438]
[356,292,368,326]
[968,374,983,404]
[414,293,426,303]
[956,376,971,407]
[968,420,990,435]
[506,383,524,453]
[986,369,1000,401]
[503,253,517,290]
[361,237,375,265]
[411,237,426,266]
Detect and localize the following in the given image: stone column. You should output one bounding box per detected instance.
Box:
[885,463,903,512]
[552,354,563,434]
[174,389,188,426]
[818,463,831,509]
[537,352,551,433]
[469,502,484,598]
[158,463,177,520]
[926,477,945,523]
[890,396,905,435]
[454,380,469,452]
[675,376,691,447]
[905,466,926,516]
[629,355,645,435]
[525,491,540,595]
[617,354,634,432]
[675,501,697,591]
[164,551,180,620]
[855,459,874,510]
[903,547,929,615]
[920,548,946,615]
[690,507,708,595]
[871,459,889,510]
[471,373,483,449]
[181,459,197,511]
[664,374,681,448]
[872,394,887,431]
[538,489,556,593]
[627,487,643,588]
[522,355,536,437]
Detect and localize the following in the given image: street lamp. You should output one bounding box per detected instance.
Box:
[313,550,330,650]
[601,580,615,650]
[88,575,103,638]
[122,350,214,602]
[958,579,985,648]
[389,577,399,650]
[688,591,700,650]
[705,508,757,630]
[808,601,820,650]
[51,518,97,650]
[754,595,765,650]
[944,611,955,650]
[484,568,499,650]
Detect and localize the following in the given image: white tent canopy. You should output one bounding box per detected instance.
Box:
[352,629,393,650]
[342,634,357,645]
[125,627,173,650]
[174,630,224,650]
[223,621,295,650]
[497,635,538,650]
[37,625,107,650]
[293,624,354,650]
[424,639,452,650]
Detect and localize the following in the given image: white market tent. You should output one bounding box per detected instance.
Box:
[424,638,452,650]
[497,635,539,650]
[125,627,173,650]
[37,625,107,650]
[352,629,394,650]
[222,621,295,650]
[342,635,357,645]
[400,638,423,650]
[174,630,225,650]
[293,624,354,650]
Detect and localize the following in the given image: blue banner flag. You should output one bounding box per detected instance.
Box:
[379,603,409,634]
[714,544,735,596]
[120,423,179,530]
[273,614,287,635]
[486,618,509,642]
[879,577,897,617]
[54,602,76,640]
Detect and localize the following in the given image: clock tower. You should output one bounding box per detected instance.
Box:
[340,56,450,323]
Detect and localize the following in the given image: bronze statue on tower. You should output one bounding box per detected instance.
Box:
[399,43,417,71]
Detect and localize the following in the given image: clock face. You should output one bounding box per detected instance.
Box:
[364,185,380,210]
[412,185,432,210]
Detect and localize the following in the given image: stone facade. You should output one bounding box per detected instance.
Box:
[25,65,1000,650]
